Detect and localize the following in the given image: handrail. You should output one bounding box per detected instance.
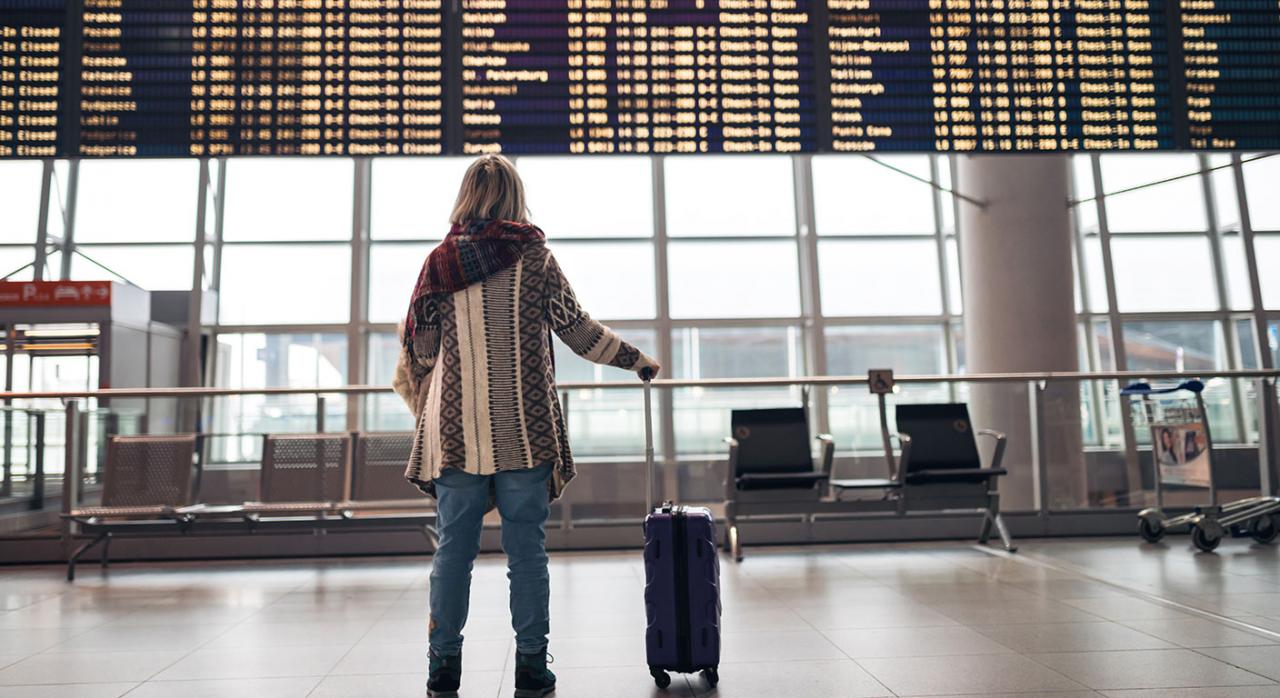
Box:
[0,369,1276,400]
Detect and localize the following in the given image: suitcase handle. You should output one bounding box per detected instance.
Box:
[642,374,655,513]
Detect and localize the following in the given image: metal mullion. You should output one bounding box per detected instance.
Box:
[33,159,54,280]
[930,155,957,400]
[1068,161,1107,443]
[1232,154,1274,371]
[651,155,677,502]
[214,238,352,246]
[1102,230,1220,238]
[1091,153,1141,496]
[539,236,654,245]
[793,154,829,435]
[186,158,211,396]
[214,323,353,335]
[367,239,442,247]
[1199,154,1248,440]
[667,317,804,328]
[664,234,797,244]
[347,157,372,432]
[1112,310,1232,324]
[59,159,80,280]
[74,241,194,249]
[948,155,967,375]
[812,233,938,242]
[1090,154,1127,371]
[820,315,951,326]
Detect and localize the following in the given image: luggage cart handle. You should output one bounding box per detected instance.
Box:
[1120,379,1205,396]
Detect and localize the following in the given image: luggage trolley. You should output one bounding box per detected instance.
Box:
[1124,379,1280,552]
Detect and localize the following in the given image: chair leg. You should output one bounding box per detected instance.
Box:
[423,524,440,551]
[66,533,107,582]
[978,511,994,544]
[100,533,112,569]
[993,514,1017,553]
[729,524,742,563]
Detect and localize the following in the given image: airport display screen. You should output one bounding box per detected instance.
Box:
[1,0,1278,157]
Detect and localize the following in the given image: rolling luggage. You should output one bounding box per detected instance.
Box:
[639,371,722,689]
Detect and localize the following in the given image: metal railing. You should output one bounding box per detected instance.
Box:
[1,368,1277,399]
[3,368,1277,527]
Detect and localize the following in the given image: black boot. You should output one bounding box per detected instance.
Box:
[427,649,461,697]
[514,647,556,698]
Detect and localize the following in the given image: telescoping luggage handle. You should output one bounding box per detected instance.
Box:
[640,366,657,513]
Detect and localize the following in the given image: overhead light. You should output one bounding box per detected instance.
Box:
[21,326,101,338]
[18,342,95,352]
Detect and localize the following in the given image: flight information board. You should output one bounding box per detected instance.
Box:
[1,0,1279,157]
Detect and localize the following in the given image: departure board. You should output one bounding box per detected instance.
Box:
[1,0,1279,157]
[459,1,815,154]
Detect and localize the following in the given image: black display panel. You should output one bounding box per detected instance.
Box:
[459,0,815,154]
[1,0,1279,157]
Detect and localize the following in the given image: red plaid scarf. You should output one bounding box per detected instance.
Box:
[404,219,545,345]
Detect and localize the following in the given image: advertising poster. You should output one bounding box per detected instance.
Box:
[1152,422,1212,488]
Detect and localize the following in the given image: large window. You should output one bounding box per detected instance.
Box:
[0,161,44,245]
[8,151,1279,481]
[212,332,348,463]
[671,326,802,455]
[1070,153,1280,449]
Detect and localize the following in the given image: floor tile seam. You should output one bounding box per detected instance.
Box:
[813,624,904,697]
[311,570,417,692]
[1183,645,1280,684]
[991,643,1117,693]
[1111,618,1280,648]
[126,584,325,688]
[823,623,1025,658]
[977,546,1280,643]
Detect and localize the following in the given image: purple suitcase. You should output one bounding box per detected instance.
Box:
[639,374,722,689]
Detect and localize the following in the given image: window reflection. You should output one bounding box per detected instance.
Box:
[0,161,45,244]
[211,333,348,464]
[671,326,801,455]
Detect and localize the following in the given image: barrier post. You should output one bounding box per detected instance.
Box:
[1029,380,1049,516]
[61,401,80,552]
[1258,378,1279,497]
[31,412,46,511]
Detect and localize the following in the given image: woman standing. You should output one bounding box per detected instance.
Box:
[394,154,659,697]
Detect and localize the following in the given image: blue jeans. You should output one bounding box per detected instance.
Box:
[429,463,551,656]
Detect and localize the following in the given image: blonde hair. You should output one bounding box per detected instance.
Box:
[449,154,529,225]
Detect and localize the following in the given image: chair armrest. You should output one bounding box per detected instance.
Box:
[977,429,1007,472]
[904,467,1007,485]
[724,437,740,501]
[892,432,911,482]
[815,434,834,476]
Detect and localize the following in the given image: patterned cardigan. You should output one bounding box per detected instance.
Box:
[394,240,656,500]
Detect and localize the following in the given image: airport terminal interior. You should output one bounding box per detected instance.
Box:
[3,4,1280,697]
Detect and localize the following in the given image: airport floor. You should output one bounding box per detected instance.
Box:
[0,538,1278,698]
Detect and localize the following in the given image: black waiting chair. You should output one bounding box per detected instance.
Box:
[834,403,1013,551]
[723,407,834,561]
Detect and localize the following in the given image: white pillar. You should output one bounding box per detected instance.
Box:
[957,155,1086,510]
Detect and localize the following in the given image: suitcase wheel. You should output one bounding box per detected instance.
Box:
[701,667,719,687]
[650,667,671,690]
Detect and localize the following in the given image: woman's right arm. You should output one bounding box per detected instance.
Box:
[542,248,660,377]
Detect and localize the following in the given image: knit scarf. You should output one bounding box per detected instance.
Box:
[404,219,545,344]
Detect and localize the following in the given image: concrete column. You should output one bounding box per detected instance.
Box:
[957,155,1086,510]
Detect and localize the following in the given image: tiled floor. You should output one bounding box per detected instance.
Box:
[0,537,1278,697]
